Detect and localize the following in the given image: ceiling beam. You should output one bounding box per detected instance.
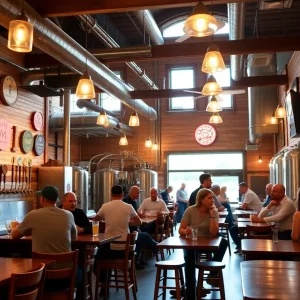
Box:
[129,75,288,99]
[26,0,255,17]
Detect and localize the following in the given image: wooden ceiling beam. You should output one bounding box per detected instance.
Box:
[26,0,255,17]
[129,75,288,99]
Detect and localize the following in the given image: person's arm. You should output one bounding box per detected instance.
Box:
[179,219,192,236]
[209,208,219,236]
[213,196,224,211]
[129,206,142,226]
[160,191,169,204]
[77,210,92,234]
[160,201,170,214]
[137,200,146,217]
[241,202,249,210]
[93,207,105,221]
[12,214,33,239]
[292,213,300,242]
[11,229,24,239]
[263,201,295,223]
[69,213,78,241]
[218,195,229,203]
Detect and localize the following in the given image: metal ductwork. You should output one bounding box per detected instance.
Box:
[228,3,245,81]
[76,99,119,118]
[77,15,159,90]
[0,1,157,120]
[247,54,278,143]
[132,10,164,45]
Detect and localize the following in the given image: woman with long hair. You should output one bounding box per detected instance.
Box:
[292,188,300,241]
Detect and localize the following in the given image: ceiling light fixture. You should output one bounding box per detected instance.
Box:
[75,16,95,99]
[7,0,33,53]
[258,156,262,164]
[129,101,140,126]
[209,112,223,124]
[202,75,223,96]
[274,104,286,118]
[145,106,153,148]
[206,96,222,112]
[270,112,278,124]
[119,133,128,146]
[96,111,109,126]
[152,143,159,151]
[202,44,225,74]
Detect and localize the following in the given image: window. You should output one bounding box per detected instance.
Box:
[101,72,122,111]
[170,67,195,110]
[212,67,232,109]
[70,94,84,113]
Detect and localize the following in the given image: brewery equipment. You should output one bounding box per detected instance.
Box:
[72,167,89,214]
[269,157,275,184]
[273,152,284,184]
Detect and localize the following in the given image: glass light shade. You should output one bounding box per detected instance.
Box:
[206,96,222,112]
[209,112,223,124]
[152,143,159,150]
[202,44,226,74]
[96,112,109,126]
[258,157,262,163]
[119,134,128,146]
[274,104,286,118]
[75,71,96,99]
[129,111,140,126]
[145,137,153,148]
[201,75,223,96]
[270,115,278,124]
[8,15,33,53]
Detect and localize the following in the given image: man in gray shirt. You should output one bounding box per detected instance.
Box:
[176,183,189,222]
[12,185,77,253]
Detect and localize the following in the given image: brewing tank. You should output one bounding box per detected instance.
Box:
[72,167,89,214]
[93,169,118,211]
[273,152,284,184]
[134,169,158,207]
[283,148,300,201]
[269,157,276,184]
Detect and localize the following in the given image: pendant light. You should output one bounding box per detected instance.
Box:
[7,0,33,53]
[129,101,140,126]
[96,111,109,126]
[119,133,128,146]
[274,104,286,118]
[183,2,218,37]
[206,96,222,112]
[209,112,223,124]
[76,16,95,99]
[145,107,153,148]
[201,75,222,96]
[258,156,262,164]
[270,112,278,124]
[152,143,159,150]
[202,44,225,74]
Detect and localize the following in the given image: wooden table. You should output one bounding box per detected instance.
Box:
[237,217,251,222]
[241,239,300,260]
[237,221,274,234]
[241,260,300,299]
[140,216,156,224]
[233,211,254,217]
[219,211,228,217]
[0,257,54,287]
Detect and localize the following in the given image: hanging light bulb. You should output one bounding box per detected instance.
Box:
[201,75,223,96]
[129,111,140,126]
[96,111,109,126]
[209,112,223,124]
[145,137,153,148]
[119,134,128,146]
[206,96,222,112]
[274,104,286,118]
[152,143,159,150]
[183,2,218,37]
[202,44,225,74]
[270,112,278,124]
[258,156,262,164]
[7,1,33,53]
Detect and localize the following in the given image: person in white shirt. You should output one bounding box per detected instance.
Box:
[251,184,296,240]
[239,182,262,212]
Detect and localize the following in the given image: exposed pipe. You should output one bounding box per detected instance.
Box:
[63,89,71,166]
[77,15,159,90]
[228,3,245,81]
[132,10,164,45]
[76,99,119,118]
[0,1,157,120]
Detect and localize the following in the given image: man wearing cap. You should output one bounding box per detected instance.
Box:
[12,185,77,253]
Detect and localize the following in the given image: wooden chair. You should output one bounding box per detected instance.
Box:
[219,223,231,255]
[246,225,273,239]
[32,250,79,300]
[94,232,138,300]
[85,247,97,300]
[8,263,45,300]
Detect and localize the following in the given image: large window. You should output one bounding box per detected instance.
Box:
[170,67,195,110]
[101,72,122,111]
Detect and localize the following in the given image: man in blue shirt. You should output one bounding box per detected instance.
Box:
[160,186,173,205]
[263,183,273,207]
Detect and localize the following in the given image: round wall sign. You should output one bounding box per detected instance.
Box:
[21,130,34,153]
[34,134,45,156]
[32,112,44,131]
[0,119,11,150]
[195,124,217,146]
[0,75,18,106]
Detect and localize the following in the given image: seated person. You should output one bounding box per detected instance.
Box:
[239,182,262,212]
[160,186,173,205]
[292,189,300,242]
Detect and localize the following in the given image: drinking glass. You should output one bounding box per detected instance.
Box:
[11,218,19,230]
[5,220,12,238]
[272,224,279,243]
[92,221,99,237]
[191,226,198,240]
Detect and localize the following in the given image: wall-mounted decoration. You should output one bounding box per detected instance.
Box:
[195,124,217,146]
[0,75,18,106]
[11,125,19,152]
[32,111,44,131]
[0,118,11,150]
[21,130,33,153]
[34,134,45,156]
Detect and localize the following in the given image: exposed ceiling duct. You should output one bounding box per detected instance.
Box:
[0,0,157,120]
[132,10,164,45]
[228,3,245,81]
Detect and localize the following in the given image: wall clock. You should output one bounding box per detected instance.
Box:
[0,75,18,106]
[195,124,217,146]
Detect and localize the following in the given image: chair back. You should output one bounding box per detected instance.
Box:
[9,263,45,300]
[154,214,166,242]
[246,225,273,239]
[32,250,79,299]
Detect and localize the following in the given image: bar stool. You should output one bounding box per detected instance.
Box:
[196,261,226,300]
[153,260,185,300]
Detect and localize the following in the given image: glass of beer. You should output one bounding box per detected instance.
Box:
[92,221,99,237]
[11,219,19,230]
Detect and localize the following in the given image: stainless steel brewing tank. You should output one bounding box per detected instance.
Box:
[283,148,300,201]
[93,169,118,211]
[135,169,158,207]
[72,167,88,214]
[273,152,284,184]
[269,157,276,184]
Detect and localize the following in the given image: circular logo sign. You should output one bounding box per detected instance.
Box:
[32,112,44,131]
[195,124,217,146]
[21,130,34,153]
[0,118,11,150]
[0,75,18,106]
[34,134,45,156]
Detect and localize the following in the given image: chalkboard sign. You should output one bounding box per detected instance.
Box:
[34,134,45,156]
[21,130,33,153]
